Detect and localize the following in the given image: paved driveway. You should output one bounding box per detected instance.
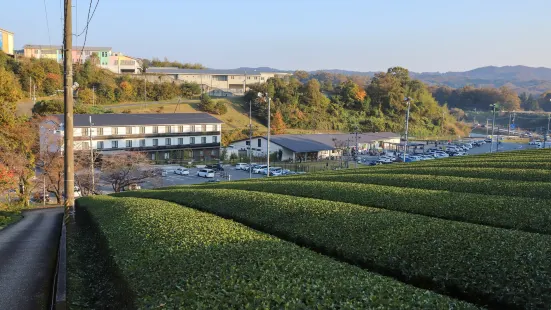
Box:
[0,208,63,309]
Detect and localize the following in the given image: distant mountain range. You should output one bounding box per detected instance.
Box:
[235,65,551,94]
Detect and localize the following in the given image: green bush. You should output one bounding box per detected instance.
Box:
[76,196,473,309]
[196,180,551,234]
[326,166,551,182]
[115,189,551,309]
[278,173,551,199]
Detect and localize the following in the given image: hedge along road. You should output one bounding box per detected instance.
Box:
[0,208,63,310]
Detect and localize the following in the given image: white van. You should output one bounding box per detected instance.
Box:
[235,163,248,170]
[197,168,215,178]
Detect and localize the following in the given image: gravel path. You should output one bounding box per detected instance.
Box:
[0,208,63,309]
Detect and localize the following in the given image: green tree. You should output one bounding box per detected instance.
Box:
[181,82,201,98]
[0,67,23,125]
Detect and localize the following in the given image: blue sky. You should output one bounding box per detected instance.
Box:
[2,0,550,72]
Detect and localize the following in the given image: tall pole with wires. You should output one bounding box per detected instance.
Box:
[490,103,498,153]
[545,113,551,149]
[403,97,411,163]
[89,116,94,195]
[249,100,252,179]
[63,0,75,210]
[267,97,271,177]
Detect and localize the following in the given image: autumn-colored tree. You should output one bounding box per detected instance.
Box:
[0,164,16,193]
[78,88,94,105]
[0,67,23,125]
[43,72,62,95]
[271,111,286,134]
[119,81,134,100]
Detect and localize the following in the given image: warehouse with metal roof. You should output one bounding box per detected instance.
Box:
[228,133,400,161]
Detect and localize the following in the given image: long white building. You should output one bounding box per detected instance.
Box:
[41,113,222,162]
[145,67,291,96]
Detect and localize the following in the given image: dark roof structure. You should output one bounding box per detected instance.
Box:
[52,113,222,127]
[237,133,399,153]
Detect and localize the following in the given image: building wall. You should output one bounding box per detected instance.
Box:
[0,30,14,55]
[102,54,140,74]
[143,72,290,96]
[22,46,127,72]
[229,138,295,161]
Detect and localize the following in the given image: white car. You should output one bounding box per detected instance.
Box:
[377,158,393,164]
[268,167,283,176]
[253,165,267,174]
[529,141,542,145]
[174,167,190,175]
[197,168,215,178]
[434,152,449,158]
[235,163,248,170]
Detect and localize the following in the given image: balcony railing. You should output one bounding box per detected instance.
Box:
[74,131,221,141]
[93,142,221,152]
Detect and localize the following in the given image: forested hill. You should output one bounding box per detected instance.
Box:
[238,66,551,95]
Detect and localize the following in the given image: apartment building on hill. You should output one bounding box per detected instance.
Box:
[23,45,141,74]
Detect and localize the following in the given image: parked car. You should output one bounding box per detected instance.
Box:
[484,138,492,143]
[235,163,248,170]
[174,167,190,175]
[244,163,257,171]
[206,163,224,171]
[161,170,168,177]
[434,152,449,158]
[253,165,267,174]
[377,158,393,164]
[267,167,283,176]
[529,140,542,145]
[123,183,141,191]
[197,168,215,178]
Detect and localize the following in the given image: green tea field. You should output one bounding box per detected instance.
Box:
[70,149,551,309]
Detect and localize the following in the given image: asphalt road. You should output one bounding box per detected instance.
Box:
[0,208,63,310]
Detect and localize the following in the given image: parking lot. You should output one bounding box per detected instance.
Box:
[139,165,264,189]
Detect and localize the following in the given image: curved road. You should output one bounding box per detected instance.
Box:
[0,208,63,309]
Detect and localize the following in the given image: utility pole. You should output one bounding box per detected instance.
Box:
[43,175,46,208]
[63,0,75,209]
[92,86,95,106]
[144,75,147,110]
[354,127,358,169]
[508,113,512,136]
[486,119,489,136]
[545,113,551,149]
[29,77,32,99]
[89,116,95,195]
[266,97,271,177]
[403,97,412,162]
[249,100,252,179]
[490,104,497,153]
[33,83,37,105]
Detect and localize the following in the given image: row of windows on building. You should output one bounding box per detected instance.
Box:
[82,125,217,136]
[229,76,265,80]
[88,136,218,150]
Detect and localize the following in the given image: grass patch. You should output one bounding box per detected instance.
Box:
[0,210,22,229]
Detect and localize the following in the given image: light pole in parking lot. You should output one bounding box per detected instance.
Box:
[403,97,412,163]
[258,92,271,177]
[490,103,498,153]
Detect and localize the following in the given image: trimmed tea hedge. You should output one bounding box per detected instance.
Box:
[319,166,551,182]
[116,189,551,309]
[199,180,551,234]
[275,173,551,199]
[76,196,472,309]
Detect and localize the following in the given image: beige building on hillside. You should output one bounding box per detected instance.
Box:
[0,28,14,55]
[145,67,291,96]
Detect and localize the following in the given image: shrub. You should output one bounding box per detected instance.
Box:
[197,180,551,234]
[115,189,551,309]
[76,196,472,309]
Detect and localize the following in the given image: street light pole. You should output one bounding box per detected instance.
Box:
[89,116,95,195]
[267,97,271,177]
[403,97,412,163]
[545,113,551,149]
[249,100,252,179]
[490,103,497,153]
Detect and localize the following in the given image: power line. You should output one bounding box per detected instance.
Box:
[78,0,98,65]
[76,0,99,37]
[43,0,52,47]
